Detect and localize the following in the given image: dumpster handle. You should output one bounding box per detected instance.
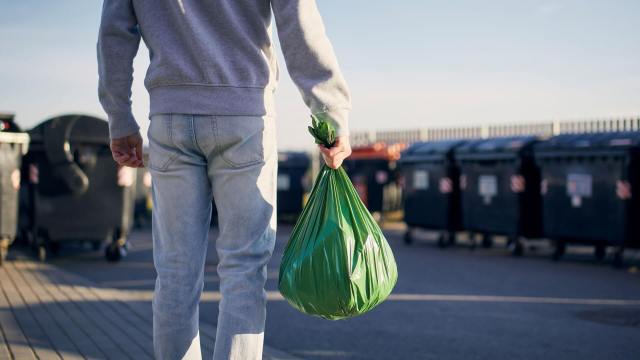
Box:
[43,115,90,195]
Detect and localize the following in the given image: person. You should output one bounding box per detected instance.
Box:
[97,0,351,359]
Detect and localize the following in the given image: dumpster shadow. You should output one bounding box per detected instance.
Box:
[393,228,640,269]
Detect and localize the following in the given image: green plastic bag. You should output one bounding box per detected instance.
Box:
[278,115,398,320]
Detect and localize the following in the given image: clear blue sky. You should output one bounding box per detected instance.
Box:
[1,0,638,150]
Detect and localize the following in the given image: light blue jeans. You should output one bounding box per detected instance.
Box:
[147,114,277,360]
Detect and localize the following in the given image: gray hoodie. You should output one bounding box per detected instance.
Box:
[97,0,351,140]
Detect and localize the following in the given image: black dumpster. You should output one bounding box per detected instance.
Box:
[277,152,311,221]
[0,114,30,265]
[455,136,543,253]
[398,139,468,247]
[534,132,640,265]
[19,114,136,261]
[342,143,404,218]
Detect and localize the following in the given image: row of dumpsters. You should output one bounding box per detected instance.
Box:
[0,112,637,267]
[375,134,638,266]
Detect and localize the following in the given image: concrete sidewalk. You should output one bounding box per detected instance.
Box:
[0,258,300,360]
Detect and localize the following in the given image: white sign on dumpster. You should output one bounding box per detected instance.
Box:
[479,175,498,205]
[567,173,592,208]
[413,170,429,190]
[277,174,290,191]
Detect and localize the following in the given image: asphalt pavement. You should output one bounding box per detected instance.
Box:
[48,224,640,360]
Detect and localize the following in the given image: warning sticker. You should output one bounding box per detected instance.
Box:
[413,170,429,190]
[566,174,592,198]
[479,175,498,205]
[277,174,290,191]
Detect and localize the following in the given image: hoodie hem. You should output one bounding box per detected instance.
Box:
[149,85,276,118]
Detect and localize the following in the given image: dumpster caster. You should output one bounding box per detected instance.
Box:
[509,238,524,257]
[105,237,127,262]
[594,245,606,261]
[37,245,47,262]
[481,234,493,249]
[437,232,455,248]
[105,243,125,262]
[437,233,447,248]
[612,248,624,268]
[552,241,565,261]
[0,238,9,266]
[403,230,413,245]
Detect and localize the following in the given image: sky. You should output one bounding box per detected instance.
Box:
[0,0,639,150]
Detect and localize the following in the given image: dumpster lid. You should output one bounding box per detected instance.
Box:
[455,135,539,155]
[0,113,15,122]
[0,113,24,133]
[28,114,109,144]
[278,151,311,167]
[535,132,640,152]
[399,139,469,163]
[0,113,30,152]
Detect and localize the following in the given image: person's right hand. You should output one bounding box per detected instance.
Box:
[319,136,352,169]
[110,131,144,168]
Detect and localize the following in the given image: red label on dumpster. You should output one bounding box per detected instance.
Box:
[439,177,453,194]
[617,180,632,200]
[29,164,39,184]
[510,175,525,193]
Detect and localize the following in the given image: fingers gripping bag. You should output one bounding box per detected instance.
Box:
[278,115,398,320]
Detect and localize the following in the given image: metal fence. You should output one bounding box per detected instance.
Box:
[350,117,640,146]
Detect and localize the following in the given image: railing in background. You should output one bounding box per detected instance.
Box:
[350,117,640,146]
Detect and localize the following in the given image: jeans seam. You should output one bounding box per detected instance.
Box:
[191,114,205,155]
[211,115,222,160]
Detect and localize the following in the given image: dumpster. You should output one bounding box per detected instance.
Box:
[534,132,640,265]
[342,143,405,219]
[0,114,30,265]
[455,136,543,253]
[398,139,468,246]
[277,152,311,221]
[19,114,136,261]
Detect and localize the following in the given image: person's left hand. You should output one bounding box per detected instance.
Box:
[110,131,144,168]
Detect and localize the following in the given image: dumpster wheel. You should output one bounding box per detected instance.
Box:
[437,232,455,248]
[105,229,127,262]
[37,245,47,262]
[594,245,606,261]
[552,240,566,261]
[481,233,493,249]
[509,237,524,257]
[0,238,9,266]
[32,229,51,262]
[403,230,413,245]
[612,248,624,268]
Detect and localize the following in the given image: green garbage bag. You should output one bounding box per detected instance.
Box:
[278,115,398,320]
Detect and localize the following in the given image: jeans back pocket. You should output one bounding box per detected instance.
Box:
[216,116,274,168]
[147,114,181,172]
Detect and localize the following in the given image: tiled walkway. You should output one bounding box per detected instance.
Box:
[0,259,299,360]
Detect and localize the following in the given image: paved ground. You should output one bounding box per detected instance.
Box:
[7,224,640,360]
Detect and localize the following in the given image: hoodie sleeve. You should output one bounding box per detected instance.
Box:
[271,0,352,136]
[97,0,141,140]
